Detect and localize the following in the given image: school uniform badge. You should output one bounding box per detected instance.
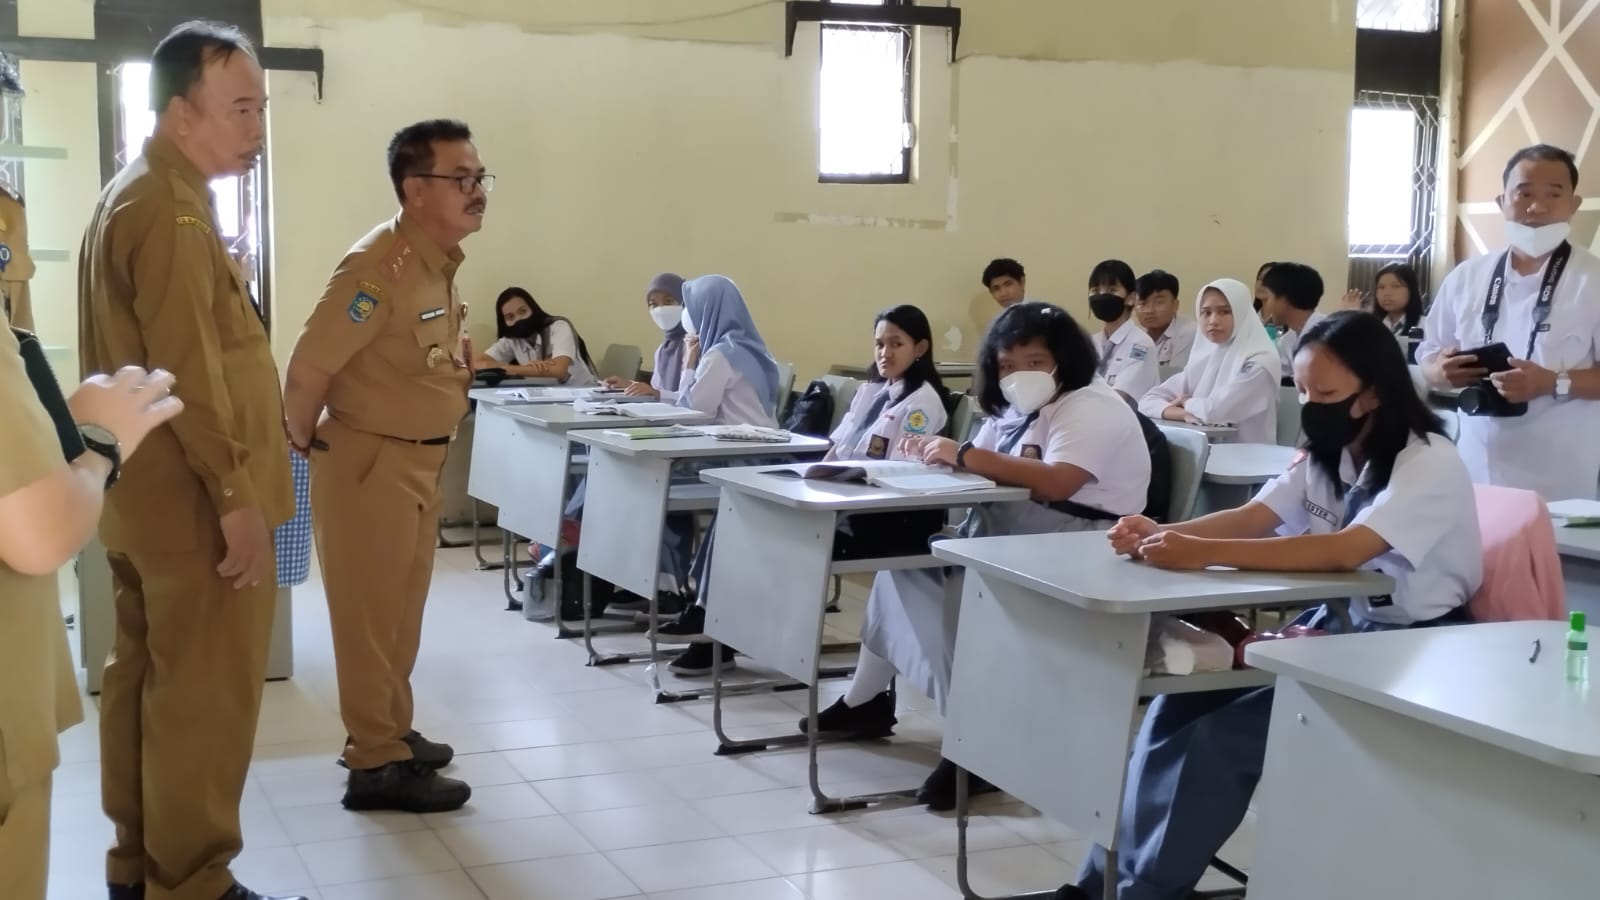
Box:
[1021,444,1042,460]
[867,435,889,459]
[0,243,10,273]
[1130,345,1148,361]
[348,291,379,323]
[906,410,928,433]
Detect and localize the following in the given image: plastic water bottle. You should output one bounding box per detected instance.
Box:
[1567,611,1589,684]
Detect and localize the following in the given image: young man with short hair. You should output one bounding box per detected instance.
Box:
[1087,259,1159,400]
[981,258,1029,308]
[1134,269,1196,370]
[1259,261,1326,376]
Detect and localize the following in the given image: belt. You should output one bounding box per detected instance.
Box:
[310,428,454,451]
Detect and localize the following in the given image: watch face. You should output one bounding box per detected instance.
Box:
[80,424,118,447]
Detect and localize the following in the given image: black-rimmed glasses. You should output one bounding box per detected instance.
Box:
[415,173,495,194]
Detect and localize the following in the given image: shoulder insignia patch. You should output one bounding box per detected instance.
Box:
[0,244,10,273]
[357,279,387,299]
[1130,345,1149,361]
[381,239,414,284]
[905,409,929,434]
[348,291,380,324]
[175,215,213,235]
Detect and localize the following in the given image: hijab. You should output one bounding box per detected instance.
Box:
[648,272,687,392]
[680,274,780,415]
[1185,277,1282,399]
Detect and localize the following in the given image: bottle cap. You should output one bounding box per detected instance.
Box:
[1573,611,1587,631]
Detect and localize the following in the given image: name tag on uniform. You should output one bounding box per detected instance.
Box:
[1303,498,1339,527]
[1538,322,1552,332]
[1367,594,1395,608]
[1020,444,1042,460]
[418,307,447,322]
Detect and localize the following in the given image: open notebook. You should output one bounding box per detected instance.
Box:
[498,386,622,402]
[572,400,705,420]
[602,424,794,443]
[1548,498,1600,527]
[769,459,995,494]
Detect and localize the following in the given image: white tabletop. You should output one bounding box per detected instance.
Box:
[1203,443,1296,485]
[469,386,648,406]
[931,531,1394,614]
[493,404,710,433]
[1165,421,1238,441]
[570,430,830,459]
[1246,620,1600,774]
[1556,525,1600,562]
[701,465,1028,512]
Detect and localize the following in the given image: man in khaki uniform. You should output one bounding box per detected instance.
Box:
[77,22,300,900]
[284,119,487,812]
[0,51,34,330]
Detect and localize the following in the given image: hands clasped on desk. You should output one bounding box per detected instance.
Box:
[1109,515,1210,570]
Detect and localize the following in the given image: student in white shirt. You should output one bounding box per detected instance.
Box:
[1259,262,1326,377]
[1341,262,1424,343]
[1139,278,1281,443]
[472,286,598,385]
[802,302,1152,811]
[1087,259,1160,401]
[982,258,1029,309]
[1418,144,1600,502]
[1062,310,1480,900]
[607,272,687,402]
[1134,269,1197,370]
[675,275,779,428]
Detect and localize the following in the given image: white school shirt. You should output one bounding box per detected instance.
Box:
[483,319,598,385]
[1092,320,1160,400]
[1146,315,1197,370]
[1253,434,1482,625]
[1275,310,1327,374]
[1138,358,1279,443]
[1418,244,1600,501]
[827,380,948,461]
[679,347,777,427]
[973,379,1151,531]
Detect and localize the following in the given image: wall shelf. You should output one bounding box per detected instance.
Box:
[0,145,68,161]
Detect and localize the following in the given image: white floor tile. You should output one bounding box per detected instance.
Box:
[476,717,599,751]
[854,808,1033,860]
[915,844,1075,896]
[443,751,531,787]
[319,870,487,900]
[468,853,641,900]
[422,781,556,827]
[435,814,596,868]
[605,837,777,894]
[735,822,908,875]
[693,787,852,836]
[231,844,316,894]
[275,803,427,844]
[658,759,789,800]
[565,801,726,851]
[256,765,352,810]
[531,771,677,814]
[296,830,461,886]
[791,859,962,900]
[501,743,632,782]
[645,878,805,900]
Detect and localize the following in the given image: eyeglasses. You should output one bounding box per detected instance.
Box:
[414,173,496,194]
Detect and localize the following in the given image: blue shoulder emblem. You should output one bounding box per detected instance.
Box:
[905,409,929,434]
[1129,344,1149,361]
[348,291,380,323]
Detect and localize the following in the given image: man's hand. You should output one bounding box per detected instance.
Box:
[1491,358,1558,404]
[1425,347,1490,389]
[218,506,272,590]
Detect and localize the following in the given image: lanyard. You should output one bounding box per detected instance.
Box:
[1483,241,1571,358]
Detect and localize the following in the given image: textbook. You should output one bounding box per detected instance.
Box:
[769,460,995,494]
[573,400,704,420]
[600,425,794,443]
[601,425,702,441]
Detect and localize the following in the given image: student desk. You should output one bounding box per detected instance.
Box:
[931,532,1391,900]
[473,404,710,622]
[698,466,1028,812]
[1554,524,1600,618]
[469,386,648,406]
[1198,442,1296,514]
[1165,421,1237,444]
[566,430,831,670]
[445,379,557,563]
[1245,621,1600,900]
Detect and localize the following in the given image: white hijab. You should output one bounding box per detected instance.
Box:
[1186,278,1283,398]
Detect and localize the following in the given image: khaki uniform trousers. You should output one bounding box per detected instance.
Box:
[310,418,448,771]
[100,525,277,900]
[0,775,52,900]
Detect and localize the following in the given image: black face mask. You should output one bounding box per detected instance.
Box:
[1088,293,1129,323]
[1300,395,1363,450]
[505,318,541,340]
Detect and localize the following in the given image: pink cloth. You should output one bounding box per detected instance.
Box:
[1469,484,1564,622]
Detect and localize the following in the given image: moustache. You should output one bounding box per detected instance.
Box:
[466,201,487,214]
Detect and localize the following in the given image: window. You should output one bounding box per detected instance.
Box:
[115,62,270,319]
[1348,105,1421,250]
[818,0,913,183]
[1356,0,1439,33]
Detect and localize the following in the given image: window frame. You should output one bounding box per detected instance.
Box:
[817,19,915,185]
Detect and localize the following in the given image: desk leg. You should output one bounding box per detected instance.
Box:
[473,502,506,571]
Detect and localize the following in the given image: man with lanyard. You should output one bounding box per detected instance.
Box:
[1419,144,1600,501]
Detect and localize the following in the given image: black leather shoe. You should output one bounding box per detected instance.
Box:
[916,757,998,812]
[343,759,471,813]
[108,885,144,900]
[218,884,309,900]
[1052,885,1091,900]
[798,692,896,739]
[403,730,454,769]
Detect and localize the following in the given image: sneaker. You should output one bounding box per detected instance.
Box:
[342,760,471,813]
[916,757,998,812]
[666,642,736,676]
[797,692,896,739]
[403,730,454,769]
[654,604,711,644]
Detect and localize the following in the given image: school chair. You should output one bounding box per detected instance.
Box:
[1157,424,1209,522]
[1275,384,1301,446]
[773,360,797,415]
[598,343,643,382]
[1469,484,1564,622]
[946,393,977,445]
[819,374,863,433]
[1439,407,1460,441]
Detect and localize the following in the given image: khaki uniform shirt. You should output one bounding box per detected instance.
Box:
[293,214,470,439]
[0,185,36,331]
[78,135,292,553]
[0,326,84,800]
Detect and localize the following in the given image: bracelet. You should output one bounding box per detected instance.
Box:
[955,441,975,469]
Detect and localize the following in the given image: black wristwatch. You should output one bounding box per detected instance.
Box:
[955,440,975,469]
[78,424,122,490]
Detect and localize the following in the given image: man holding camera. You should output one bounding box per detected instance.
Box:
[1420,144,1600,501]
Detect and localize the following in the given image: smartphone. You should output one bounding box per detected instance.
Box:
[1454,341,1513,374]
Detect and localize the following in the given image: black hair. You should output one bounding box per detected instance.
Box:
[1256,261,1278,281]
[1136,269,1180,300]
[1297,311,1444,494]
[1503,143,1579,191]
[1372,262,1424,331]
[387,119,473,203]
[870,304,949,409]
[150,21,255,114]
[982,258,1026,288]
[975,302,1099,416]
[0,49,22,95]
[1088,259,1137,294]
[494,286,598,373]
[1261,262,1324,312]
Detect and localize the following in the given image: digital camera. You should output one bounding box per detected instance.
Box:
[1457,381,1527,417]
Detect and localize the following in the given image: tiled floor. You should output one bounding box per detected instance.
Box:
[48,542,1253,899]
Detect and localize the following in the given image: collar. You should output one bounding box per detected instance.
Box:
[143,134,209,195]
[396,212,465,276]
[1106,318,1138,346]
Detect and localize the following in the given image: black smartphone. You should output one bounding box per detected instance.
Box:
[1455,341,1514,374]
[11,327,87,462]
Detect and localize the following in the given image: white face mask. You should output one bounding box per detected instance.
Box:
[680,307,698,336]
[999,370,1058,414]
[1504,220,1571,258]
[650,306,681,331]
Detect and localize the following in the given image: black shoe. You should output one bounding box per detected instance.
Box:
[217,884,309,900]
[1053,886,1091,900]
[666,642,736,676]
[342,760,471,813]
[916,757,998,812]
[798,692,897,738]
[108,886,144,900]
[403,730,454,769]
[655,604,709,644]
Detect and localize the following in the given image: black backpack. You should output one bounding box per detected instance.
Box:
[1055,396,1172,523]
[783,379,836,438]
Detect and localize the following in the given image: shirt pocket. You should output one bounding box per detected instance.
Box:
[411,320,453,371]
[1550,331,1593,372]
